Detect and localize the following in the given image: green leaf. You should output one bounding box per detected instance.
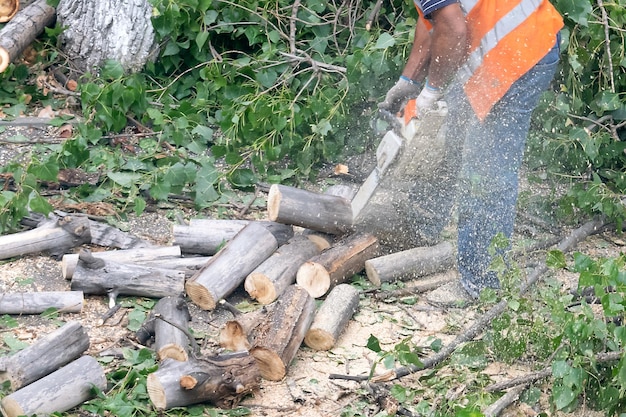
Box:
[546,250,566,269]
[366,334,382,352]
[373,33,395,49]
[107,172,142,188]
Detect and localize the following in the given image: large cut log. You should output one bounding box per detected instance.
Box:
[0,215,90,260]
[304,283,360,351]
[0,355,107,417]
[185,222,278,310]
[173,219,293,255]
[153,295,192,362]
[0,291,83,315]
[296,232,379,298]
[0,0,18,22]
[0,321,89,390]
[365,241,455,286]
[62,245,183,279]
[147,353,261,410]
[0,0,56,73]
[71,249,185,303]
[267,184,354,235]
[249,285,316,381]
[244,235,321,304]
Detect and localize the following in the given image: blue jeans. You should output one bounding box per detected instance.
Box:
[410,36,561,297]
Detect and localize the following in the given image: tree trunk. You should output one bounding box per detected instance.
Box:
[0,291,83,314]
[56,0,156,72]
[0,355,107,417]
[0,0,55,73]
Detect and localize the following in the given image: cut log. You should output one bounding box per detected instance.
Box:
[185,222,278,310]
[219,305,274,352]
[0,321,90,390]
[304,283,360,351]
[87,218,154,249]
[153,295,192,362]
[0,215,90,260]
[249,285,316,381]
[0,0,18,23]
[147,353,261,409]
[0,291,83,314]
[364,241,455,286]
[267,184,354,235]
[173,219,293,255]
[0,0,56,73]
[0,355,107,417]
[70,249,185,302]
[296,232,379,298]
[62,245,183,279]
[244,235,321,304]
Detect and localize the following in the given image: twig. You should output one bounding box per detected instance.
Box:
[596,0,615,93]
[366,0,384,31]
[278,51,347,73]
[482,385,526,417]
[289,0,301,54]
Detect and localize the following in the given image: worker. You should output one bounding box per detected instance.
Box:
[378,0,563,304]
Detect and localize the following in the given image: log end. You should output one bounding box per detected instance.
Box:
[219,321,251,352]
[304,329,335,351]
[158,345,189,362]
[185,281,217,310]
[364,260,381,287]
[304,232,333,251]
[267,184,282,222]
[146,373,167,410]
[0,48,10,74]
[244,273,276,305]
[296,261,330,298]
[0,396,24,417]
[249,346,286,381]
[0,0,18,23]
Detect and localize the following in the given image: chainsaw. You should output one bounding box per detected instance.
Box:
[351,98,449,250]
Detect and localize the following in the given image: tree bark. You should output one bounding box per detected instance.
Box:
[296,232,379,298]
[0,291,83,314]
[244,235,321,304]
[267,184,354,235]
[153,295,192,362]
[365,241,455,286]
[56,0,156,72]
[0,321,90,390]
[304,283,360,351]
[185,222,278,310]
[147,354,261,409]
[0,0,56,73]
[0,355,107,417]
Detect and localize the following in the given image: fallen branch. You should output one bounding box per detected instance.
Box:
[481,385,526,417]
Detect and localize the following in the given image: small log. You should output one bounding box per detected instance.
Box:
[185,222,278,310]
[0,321,90,390]
[219,305,274,352]
[71,250,185,301]
[0,291,84,314]
[0,215,90,260]
[304,283,360,351]
[244,235,321,304]
[296,232,379,298]
[174,219,293,255]
[153,295,192,361]
[87,218,154,249]
[0,355,107,417]
[62,245,183,279]
[147,353,261,409]
[365,241,455,286]
[267,184,354,235]
[249,285,316,381]
[0,0,56,73]
[0,0,18,22]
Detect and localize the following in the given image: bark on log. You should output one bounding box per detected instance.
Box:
[297,232,379,298]
[249,285,316,381]
[173,219,293,255]
[0,355,107,417]
[267,184,354,235]
[62,245,183,279]
[56,0,155,73]
[87,218,154,249]
[153,295,192,362]
[244,235,321,304]
[304,283,360,351]
[219,305,274,352]
[365,241,455,286]
[185,222,278,310]
[0,215,90,260]
[71,250,185,301]
[0,0,56,73]
[0,0,18,22]
[0,291,83,314]
[0,321,89,390]
[147,353,261,409]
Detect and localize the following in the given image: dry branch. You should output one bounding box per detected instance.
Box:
[0,291,83,314]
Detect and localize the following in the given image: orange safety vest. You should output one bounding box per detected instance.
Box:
[406,0,563,122]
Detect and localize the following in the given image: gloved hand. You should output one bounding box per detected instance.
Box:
[378,76,422,114]
[414,82,444,115]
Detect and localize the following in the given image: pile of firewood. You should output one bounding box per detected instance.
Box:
[0,184,455,414]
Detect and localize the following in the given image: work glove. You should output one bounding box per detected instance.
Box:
[378,76,422,114]
[414,82,444,116]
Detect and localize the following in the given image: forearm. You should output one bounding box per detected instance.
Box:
[402,19,431,83]
[426,4,468,89]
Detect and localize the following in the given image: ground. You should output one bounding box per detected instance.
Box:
[0,124,620,417]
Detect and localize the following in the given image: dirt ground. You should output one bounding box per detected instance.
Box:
[0,125,618,417]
